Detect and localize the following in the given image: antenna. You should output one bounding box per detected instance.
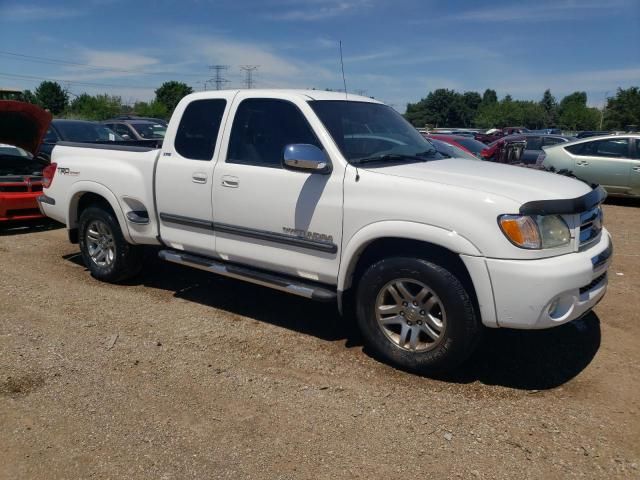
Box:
[240,65,259,89]
[208,65,229,90]
[339,40,347,99]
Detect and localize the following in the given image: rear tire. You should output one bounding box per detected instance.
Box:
[78,206,142,282]
[356,257,480,375]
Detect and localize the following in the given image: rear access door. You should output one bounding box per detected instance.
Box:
[155,92,235,256]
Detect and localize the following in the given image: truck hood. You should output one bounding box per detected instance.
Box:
[366,158,591,204]
[0,101,52,155]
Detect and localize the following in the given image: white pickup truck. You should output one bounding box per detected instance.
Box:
[38,90,612,373]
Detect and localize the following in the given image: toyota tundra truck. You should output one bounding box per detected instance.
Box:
[37,90,612,374]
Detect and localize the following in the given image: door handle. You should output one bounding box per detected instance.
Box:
[221,175,239,188]
[576,161,590,166]
[632,165,640,172]
[192,172,208,184]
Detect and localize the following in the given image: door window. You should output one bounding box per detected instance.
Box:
[567,138,630,158]
[43,128,59,143]
[524,136,542,150]
[174,99,227,161]
[227,99,321,168]
[113,124,133,138]
[543,136,566,146]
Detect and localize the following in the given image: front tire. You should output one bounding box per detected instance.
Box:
[356,257,480,374]
[78,206,142,283]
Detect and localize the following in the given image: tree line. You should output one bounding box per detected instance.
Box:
[19,80,194,120]
[405,87,640,131]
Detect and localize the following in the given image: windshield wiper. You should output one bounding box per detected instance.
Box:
[351,150,438,165]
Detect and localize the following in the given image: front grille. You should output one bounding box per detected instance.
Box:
[579,273,607,295]
[579,206,603,248]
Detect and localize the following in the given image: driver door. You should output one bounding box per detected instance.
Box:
[211,94,344,285]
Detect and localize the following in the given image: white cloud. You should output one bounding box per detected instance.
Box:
[266,0,372,21]
[441,0,635,22]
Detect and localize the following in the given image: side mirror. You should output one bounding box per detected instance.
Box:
[283,144,331,174]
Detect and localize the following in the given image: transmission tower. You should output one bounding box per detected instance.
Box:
[208,65,229,90]
[240,65,259,89]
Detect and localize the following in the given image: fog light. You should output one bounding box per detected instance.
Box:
[547,295,575,321]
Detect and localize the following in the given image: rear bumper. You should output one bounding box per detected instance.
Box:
[485,230,612,329]
[0,192,45,222]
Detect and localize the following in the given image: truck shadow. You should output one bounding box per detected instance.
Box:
[0,219,63,236]
[443,313,601,390]
[64,251,601,391]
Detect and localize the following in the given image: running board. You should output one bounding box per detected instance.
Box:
[158,250,337,302]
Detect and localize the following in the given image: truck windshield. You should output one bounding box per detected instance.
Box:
[309,100,443,164]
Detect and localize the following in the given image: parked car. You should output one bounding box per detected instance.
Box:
[0,101,51,223]
[575,131,613,139]
[112,115,168,127]
[38,90,612,374]
[530,128,562,135]
[40,119,161,160]
[541,134,640,197]
[425,134,487,158]
[102,119,167,141]
[482,134,575,164]
[475,126,530,144]
[426,138,479,160]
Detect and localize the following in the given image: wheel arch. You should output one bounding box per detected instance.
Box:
[67,182,133,244]
[337,221,492,325]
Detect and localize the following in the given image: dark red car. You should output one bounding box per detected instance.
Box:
[475,126,530,144]
[0,101,52,223]
[424,134,487,158]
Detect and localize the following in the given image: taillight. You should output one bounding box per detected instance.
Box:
[42,162,57,188]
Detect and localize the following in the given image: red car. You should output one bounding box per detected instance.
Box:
[424,134,487,158]
[0,101,52,223]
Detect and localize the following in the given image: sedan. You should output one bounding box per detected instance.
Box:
[424,134,487,158]
[541,135,640,197]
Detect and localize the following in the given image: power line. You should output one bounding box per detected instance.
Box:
[0,71,159,89]
[240,65,259,89]
[0,50,207,79]
[208,65,229,90]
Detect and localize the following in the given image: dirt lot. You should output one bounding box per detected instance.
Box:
[1,200,639,479]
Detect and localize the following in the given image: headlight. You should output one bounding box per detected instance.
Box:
[499,214,570,249]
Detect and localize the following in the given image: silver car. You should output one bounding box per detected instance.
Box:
[541,134,640,197]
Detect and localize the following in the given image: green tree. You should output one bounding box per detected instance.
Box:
[603,86,640,130]
[133,100,168,119]
[558,91,599,131]
[22,89,38,104]
[155,81,193,115]
[481,89,497,105]
[34,81,68,115]
[68,93,122,120]
[539,89,558,126]
[405,89,477,127]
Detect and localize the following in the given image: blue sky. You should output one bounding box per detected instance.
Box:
[1,0,638,111]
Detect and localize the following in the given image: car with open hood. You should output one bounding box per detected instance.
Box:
[0,101,52,223]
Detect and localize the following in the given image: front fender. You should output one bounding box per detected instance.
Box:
[337,220,482,292]
[67,181,134,244]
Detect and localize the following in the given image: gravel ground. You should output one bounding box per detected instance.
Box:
[1,200,639,479]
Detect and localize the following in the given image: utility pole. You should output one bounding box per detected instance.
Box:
[240,65,259,89]
[599,91,609,130]
[208,65,229,90]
